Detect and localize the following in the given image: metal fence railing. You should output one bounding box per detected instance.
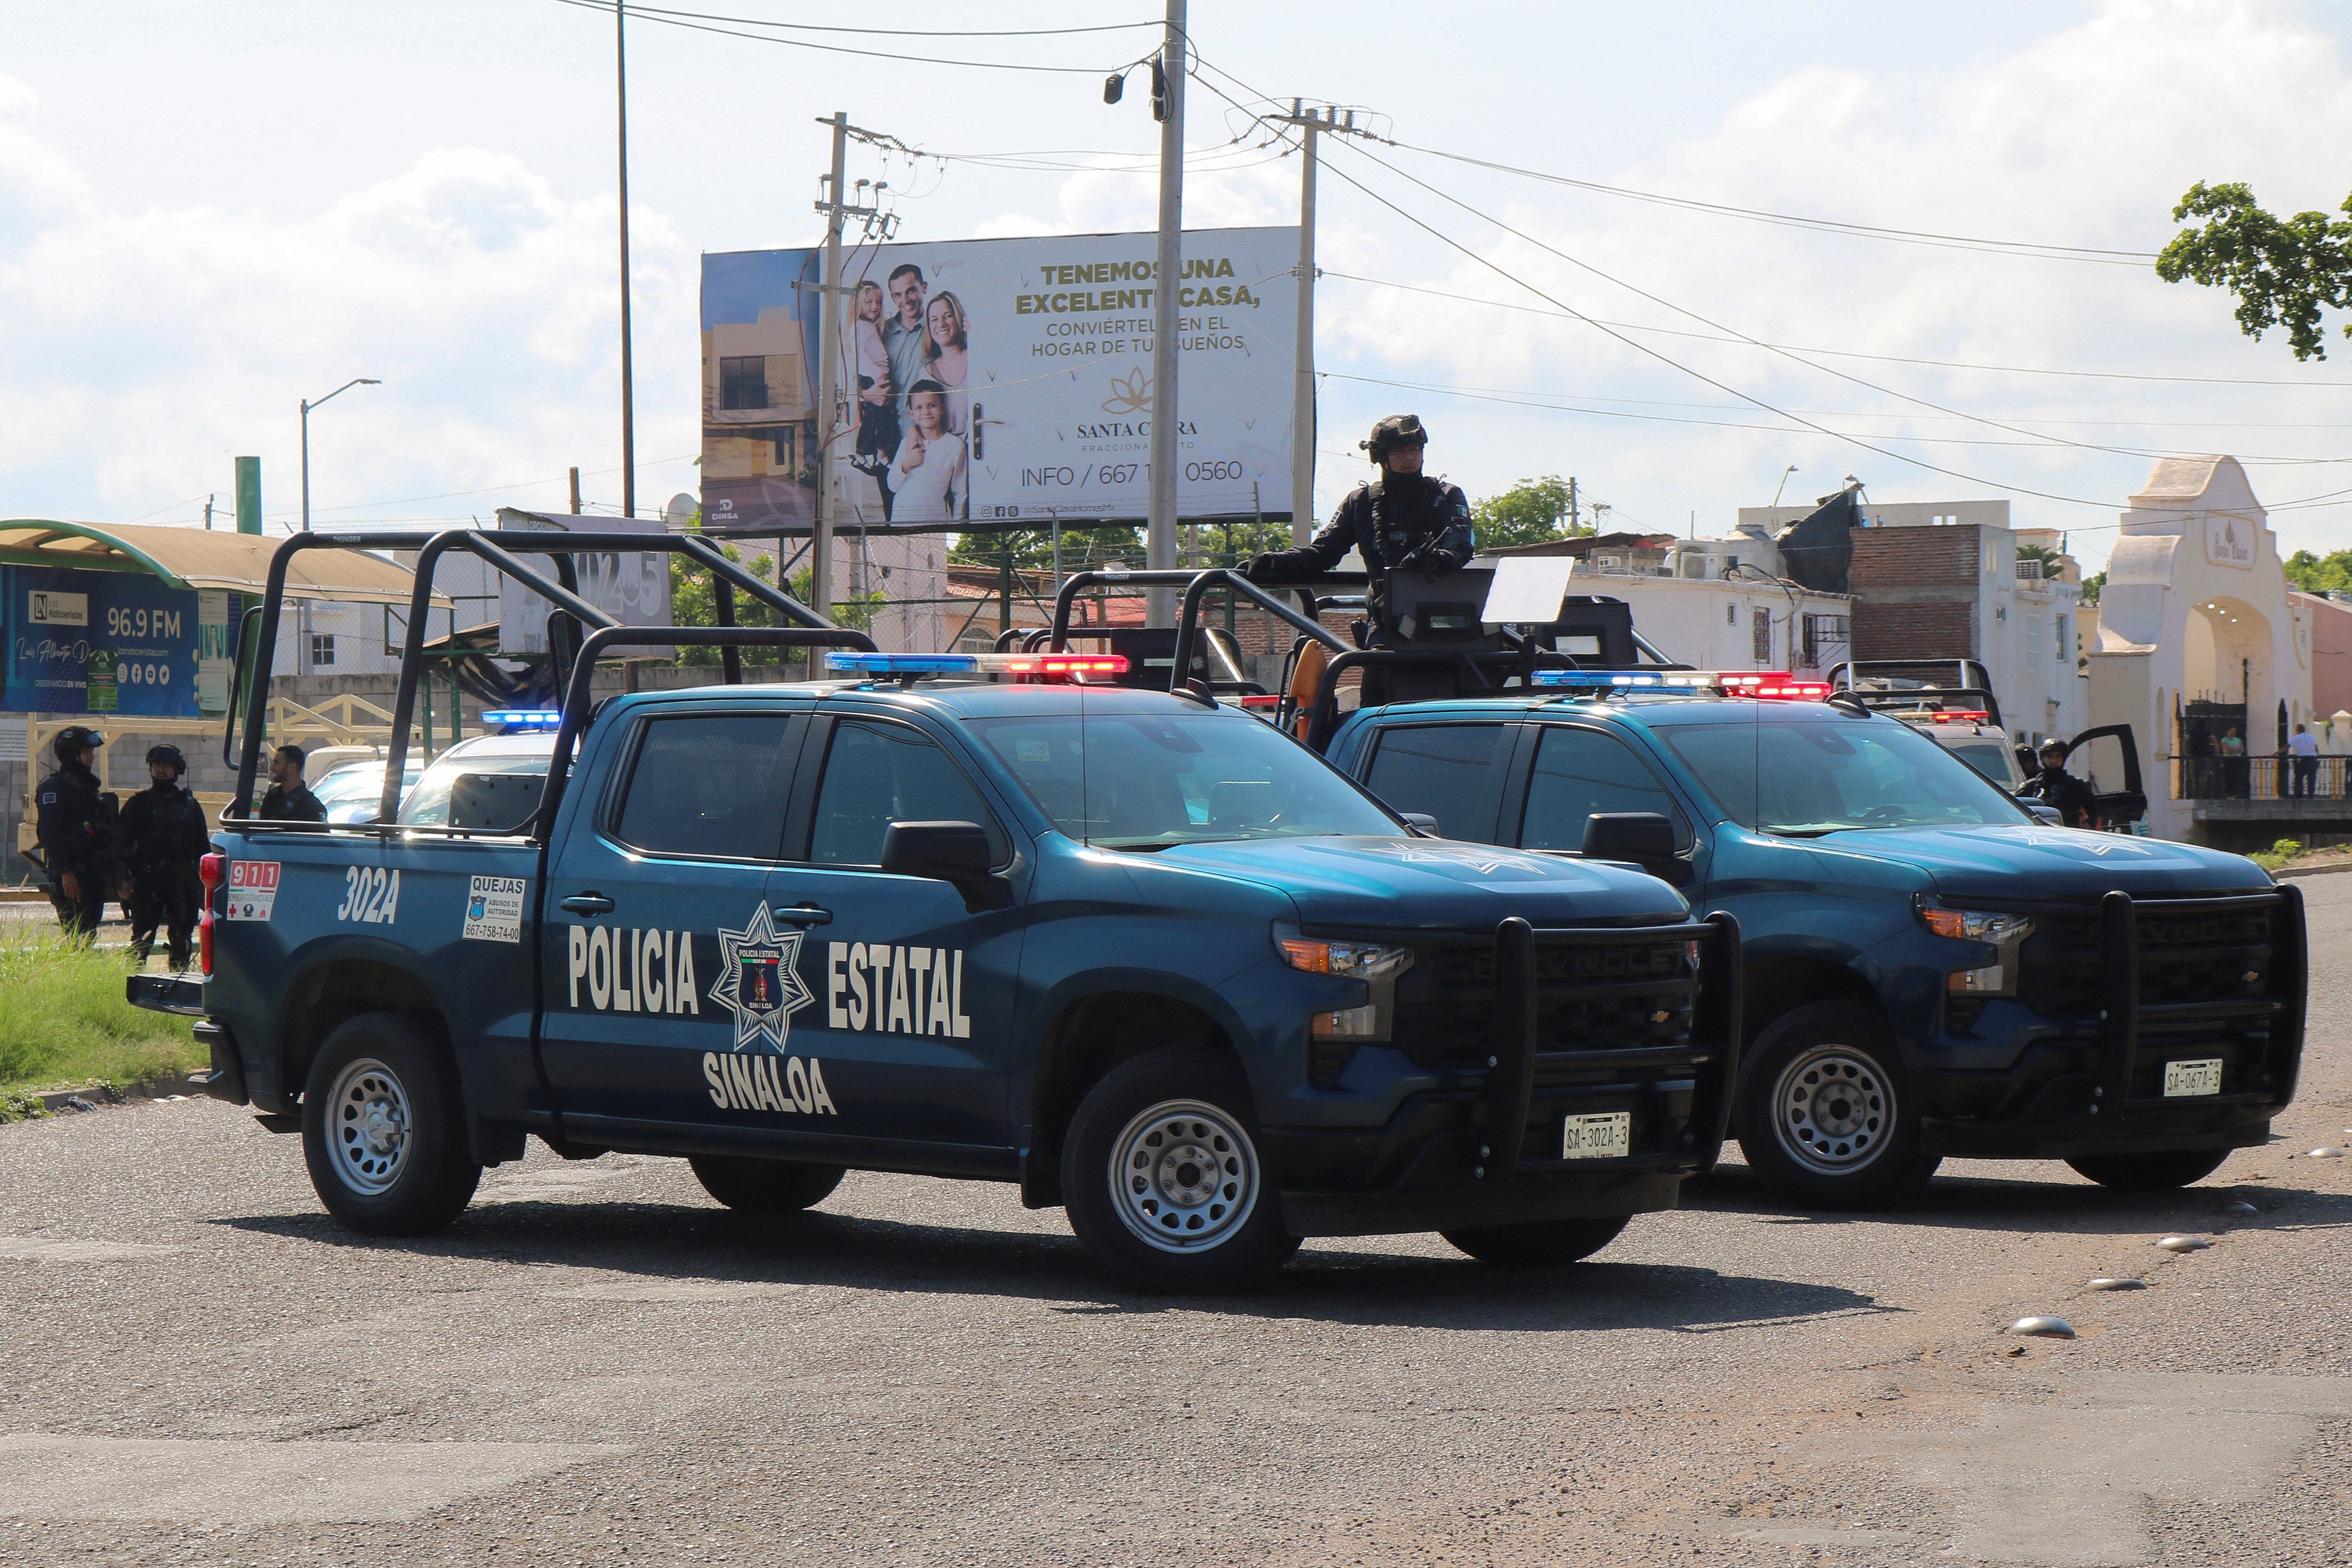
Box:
[2172,754,2350,801]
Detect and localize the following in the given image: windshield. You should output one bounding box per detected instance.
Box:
[400,740,554,826]
[1654,716,2029,835]
[973,711,1399,848]
[312,761,425,824]
[1940,737,2026,790]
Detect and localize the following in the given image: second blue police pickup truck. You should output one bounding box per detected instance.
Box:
[1321,677,2305,1209]
[133,532,1741,1291]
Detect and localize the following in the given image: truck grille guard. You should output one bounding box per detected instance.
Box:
[1477,911,1743,1183]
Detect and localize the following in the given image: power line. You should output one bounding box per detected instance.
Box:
[1378,138,2160,264]
[546,0,1127,71]
[617,3,1156,37]
[1318,270,2352,391]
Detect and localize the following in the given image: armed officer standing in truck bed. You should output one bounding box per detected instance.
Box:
[35,725,116,940]
[118,744,210,970]
[1243,414,1474,639]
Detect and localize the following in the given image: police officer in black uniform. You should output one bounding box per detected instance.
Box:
[118,744,209,970]
[1244,413,1475,639]
[2023,737,2099,829]
[258,744,326,823]
[34,725,116,940]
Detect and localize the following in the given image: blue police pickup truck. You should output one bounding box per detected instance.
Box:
[1319,675,2305,1209]
[132,531,1741,1291]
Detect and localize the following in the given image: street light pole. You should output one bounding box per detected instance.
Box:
[1145,0,1186,626]
[299,378,380,533]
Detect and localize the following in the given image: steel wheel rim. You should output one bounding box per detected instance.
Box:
[1772,1044,1893,1177]
[327,1057,413,1197]
[1108,1098,1259,1254]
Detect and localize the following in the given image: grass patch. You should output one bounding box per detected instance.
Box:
[0,932,200,1095]
[2248,836,2307,872]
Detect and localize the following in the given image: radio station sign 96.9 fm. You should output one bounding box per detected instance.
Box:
[697,226,1300,531]
[2,566,234,718]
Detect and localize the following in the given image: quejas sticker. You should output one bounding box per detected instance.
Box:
[225,861,279,922]
[463,876,527,943]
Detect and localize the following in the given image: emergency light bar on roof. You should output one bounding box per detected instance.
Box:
[1528,670,1832,700]
[482,709,563,730]
[824,651,1128,679]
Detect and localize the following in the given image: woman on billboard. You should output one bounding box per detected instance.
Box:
[891,380,966,520]
[922,290,971,435]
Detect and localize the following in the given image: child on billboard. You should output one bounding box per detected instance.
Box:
[891,381,966,521]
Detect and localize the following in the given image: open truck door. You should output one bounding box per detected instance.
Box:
[2061,724,2146,829]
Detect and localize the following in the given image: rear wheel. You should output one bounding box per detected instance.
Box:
[1735,1001,1938,1210]
[688,1155,845,1214]
[1441,1214,1629,1267]
[301,1012,481,1236]
[1062,1047,1300,1293]
[2065,1149,2231,1191]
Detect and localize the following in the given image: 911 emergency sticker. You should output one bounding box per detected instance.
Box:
[224,860,279,922]
[337,865,400,924]
[463,875,526,943]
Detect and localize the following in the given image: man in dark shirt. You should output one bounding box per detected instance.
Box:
[2025,738,2099,828]
[118,744,209,970]
[34,725,115,939]
[258,744,326,823]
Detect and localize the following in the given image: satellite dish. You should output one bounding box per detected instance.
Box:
[664,492,698,529]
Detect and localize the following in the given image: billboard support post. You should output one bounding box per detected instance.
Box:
[615,0,636,523]
[813,109,849,623]
[1146,0,1187,626]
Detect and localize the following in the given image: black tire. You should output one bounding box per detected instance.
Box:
[1734,1000,1939,1211]
[2065,1148,2231,1191]
[689,1155,846,1214]
[1061,1046,1301,1293]
[300,1012,481,1236]
[1441,1214,1630,1267]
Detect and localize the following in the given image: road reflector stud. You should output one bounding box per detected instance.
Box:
[2307,1147,2347,1159]
[2155,1235,2212,1251]
[2215,1200,2257,1215]
[2010,1317,2076,1338]
[2086,1278,2146,1291]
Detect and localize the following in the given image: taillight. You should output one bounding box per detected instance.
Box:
[198,854,223,976]
[199,908,214,976]
[199,853,224,891]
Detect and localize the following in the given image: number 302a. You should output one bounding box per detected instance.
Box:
[337,866,401,925]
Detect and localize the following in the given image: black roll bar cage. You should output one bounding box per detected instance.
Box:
[230,528,865,823]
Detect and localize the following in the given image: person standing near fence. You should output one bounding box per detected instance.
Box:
[2290,723,2321,798]
[118,744,209,970]
[34,725,116,940]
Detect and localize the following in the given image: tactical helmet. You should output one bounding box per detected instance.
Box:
[2038,737,2069,757]
[1362,413,1428,461]
[51,725,102,764]
[146,743,187,777]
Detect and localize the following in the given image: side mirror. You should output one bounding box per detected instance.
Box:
[2019,798,2063,825]
[1581,811,1690,887]
[881,820,1011,912]
[1398,812,1440,837]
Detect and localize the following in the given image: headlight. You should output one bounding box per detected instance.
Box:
[1276,936,1415,982]
[1921,908,2033,945]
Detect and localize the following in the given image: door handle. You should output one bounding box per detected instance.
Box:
[559,893,616,916]
[771,903,832,926]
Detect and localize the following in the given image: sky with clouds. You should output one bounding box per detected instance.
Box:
[7,0,2352,572]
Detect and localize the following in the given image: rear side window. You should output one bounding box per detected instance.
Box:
[612,714,795,859]
[809,720,1003,867]
[1519,726,1687,851]
[1362,724,1511,840]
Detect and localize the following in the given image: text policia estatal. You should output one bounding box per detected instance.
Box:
[824,941,973,1038]
[569,926,699,1015]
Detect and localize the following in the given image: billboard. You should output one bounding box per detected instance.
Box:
[700,226,1299,531]
[2,566,203,717]
[491,509,673,659]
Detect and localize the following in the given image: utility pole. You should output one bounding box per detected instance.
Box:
[808,114,895,624]
[202,494,214,531]
[616,0,636,521]
[1145,0,1186,626]
[569,467,582,515]
[1567,476,1578,537]
[1263,102,1380,546]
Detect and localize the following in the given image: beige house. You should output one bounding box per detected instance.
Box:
[700,307,812,486]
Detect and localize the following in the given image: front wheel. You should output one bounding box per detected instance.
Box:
[1734,1001,1939,1211]
[301,1012,481,1235]
[689,1155,846,1214]
[2065,1148,2231,1191]
[1442,1214,1629,1267]
[1061,1047,1300,1293]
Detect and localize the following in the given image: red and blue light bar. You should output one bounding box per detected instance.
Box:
[1529,670,1831,700]
[823,651,1129,680]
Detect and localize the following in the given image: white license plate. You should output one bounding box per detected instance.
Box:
[2163,1058,2224,1097]
[1563,1112,1632,1160]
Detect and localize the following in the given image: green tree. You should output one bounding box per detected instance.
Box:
[668,539,879,667]
[2284,547,2352,593]
[1472,475,1578,550]
[2157,181,2352,359]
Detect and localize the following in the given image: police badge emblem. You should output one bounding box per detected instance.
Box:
[709,903,815,1053]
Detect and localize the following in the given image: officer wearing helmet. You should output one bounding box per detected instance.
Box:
[118,743,210,970]
[1243,414,1475,638]
[34,725,117,939]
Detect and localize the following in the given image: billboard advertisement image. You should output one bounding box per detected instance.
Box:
[3,566,203,717]
[700,226,1299,532]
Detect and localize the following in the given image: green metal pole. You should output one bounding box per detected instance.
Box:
[234,457,261,535]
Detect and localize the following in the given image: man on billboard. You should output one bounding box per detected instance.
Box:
[1245,414,1473,637]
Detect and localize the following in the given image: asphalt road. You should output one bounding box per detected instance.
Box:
[1,881,2348,1567]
